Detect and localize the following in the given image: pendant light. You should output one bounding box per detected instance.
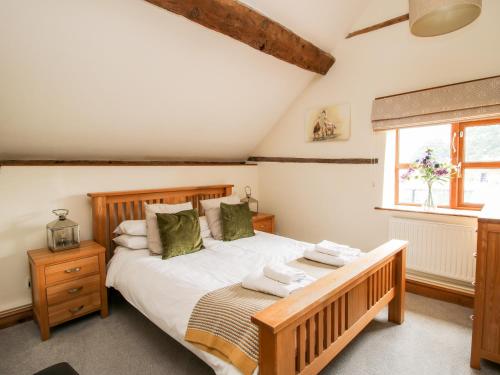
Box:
[409,0,482,37]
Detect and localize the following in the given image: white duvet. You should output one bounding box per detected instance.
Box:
[106,231,314,375]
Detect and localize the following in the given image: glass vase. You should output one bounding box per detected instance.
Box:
[422,182,436,210]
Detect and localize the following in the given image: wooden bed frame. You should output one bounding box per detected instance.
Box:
[88,184,407,375]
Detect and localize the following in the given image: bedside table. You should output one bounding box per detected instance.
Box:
[252,213,275,234]
[28,240,108,340]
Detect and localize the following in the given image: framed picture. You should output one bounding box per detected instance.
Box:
[305,103,350,142]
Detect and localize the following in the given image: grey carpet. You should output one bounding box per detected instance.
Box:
[0,293,499,375]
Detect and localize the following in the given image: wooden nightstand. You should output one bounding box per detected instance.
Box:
[252,213,275,234]
[28,240,108,340]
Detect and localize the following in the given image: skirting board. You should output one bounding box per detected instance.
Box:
[0,304,33,330]
[406,278,474,308]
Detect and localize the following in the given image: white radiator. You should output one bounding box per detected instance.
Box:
[389,217,476,284]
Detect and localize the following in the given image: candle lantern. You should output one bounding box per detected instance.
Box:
[47,209,80,252]
[240,186,259,213]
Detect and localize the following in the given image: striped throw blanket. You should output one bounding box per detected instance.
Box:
[185,284,279,375]
[185,258,337,374]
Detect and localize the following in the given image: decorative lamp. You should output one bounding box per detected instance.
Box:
[240,186,259,213]
[409,0,482,37]
[47,209,80,252]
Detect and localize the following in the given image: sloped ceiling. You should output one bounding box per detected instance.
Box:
[0,0,367,160]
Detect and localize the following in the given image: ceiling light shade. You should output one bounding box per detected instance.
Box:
[409,0,482,37]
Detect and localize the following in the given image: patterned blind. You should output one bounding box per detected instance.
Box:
[371,75,500,131]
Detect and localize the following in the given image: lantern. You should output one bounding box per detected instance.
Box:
[240,186,259,213]
[47,209,80,251]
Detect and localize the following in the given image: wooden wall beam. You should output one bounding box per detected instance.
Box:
[145,0,335,75]
[346,14,409,39]
[247,156,378,164]
[0,160,253,167]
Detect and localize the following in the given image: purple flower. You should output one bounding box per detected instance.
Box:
[435,168,448,176]
[405,149,454,183]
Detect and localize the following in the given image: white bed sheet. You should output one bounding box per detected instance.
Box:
[106,231,314,375]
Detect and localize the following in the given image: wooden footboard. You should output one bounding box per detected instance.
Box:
[252,240,407,375]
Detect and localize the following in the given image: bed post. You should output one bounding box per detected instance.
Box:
[259,326,295,375]
[388,246,406,324]
[91,196,108,259]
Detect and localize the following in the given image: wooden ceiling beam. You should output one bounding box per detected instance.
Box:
[346,14,409,39]
[144,0,335,75]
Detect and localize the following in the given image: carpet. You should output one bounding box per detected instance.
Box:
[0,293,499,375]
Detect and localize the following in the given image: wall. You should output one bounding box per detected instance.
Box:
[254,0,499,246]
[0,166,258,311]
[0,0,367,161]
[0,0,313,160]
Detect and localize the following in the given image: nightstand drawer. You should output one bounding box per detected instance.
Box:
[45,256,99,285]
[48,292,101,326]
[46,274,100,306]
[253,220,272,233]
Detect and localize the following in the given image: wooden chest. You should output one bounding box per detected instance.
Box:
[252,213,275,234]
[471,213,500,368]
[28,240,108,340]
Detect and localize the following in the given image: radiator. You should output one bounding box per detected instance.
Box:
[389,217,476,284]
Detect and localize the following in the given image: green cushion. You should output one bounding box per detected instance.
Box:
[220,202,255,241]
[156,209,204,259]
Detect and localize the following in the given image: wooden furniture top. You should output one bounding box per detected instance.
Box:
[478,204,500,223]
[252,239,408,333]
[87,184,234,198]
[28,241,105,266]
[252,212,274,221]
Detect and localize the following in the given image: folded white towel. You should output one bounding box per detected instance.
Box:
[263,263,307,284]
[242,272,315,298]
[304,249,362,267]
[315,240,361,257]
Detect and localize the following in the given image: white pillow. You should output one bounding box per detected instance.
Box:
[204,208,223,240]
[145,202,193,254]
[112,234,148,250]
[113,220,147,236]
[200,195,241,239]
[199,216,212,239]
[200,194,240,211]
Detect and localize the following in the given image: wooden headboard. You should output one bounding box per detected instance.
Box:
[87,184,233,260]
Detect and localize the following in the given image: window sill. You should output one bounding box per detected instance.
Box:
[374,205,479,218]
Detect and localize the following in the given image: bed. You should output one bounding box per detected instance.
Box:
[88,185,407,375]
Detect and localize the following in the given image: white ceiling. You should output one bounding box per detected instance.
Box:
[0,0,368,160]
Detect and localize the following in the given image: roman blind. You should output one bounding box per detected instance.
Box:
[371,75,500,131]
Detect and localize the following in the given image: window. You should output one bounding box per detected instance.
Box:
[395,119,500,210]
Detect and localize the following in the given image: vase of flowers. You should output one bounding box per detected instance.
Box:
[401,149,455,210]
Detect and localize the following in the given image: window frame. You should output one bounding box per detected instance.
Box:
[395,118,500,210]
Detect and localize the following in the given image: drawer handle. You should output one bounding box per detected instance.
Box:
[69,305,84,314]
[67,287,83,294]
[471,281,476,287]
[64,267,81,274]
[472,252,477,258]
[470,314,475,321]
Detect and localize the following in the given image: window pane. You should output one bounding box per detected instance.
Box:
[464,124,500,162]
[399,124,451,164]
[398,169,450,206]
[463,169,500,204]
